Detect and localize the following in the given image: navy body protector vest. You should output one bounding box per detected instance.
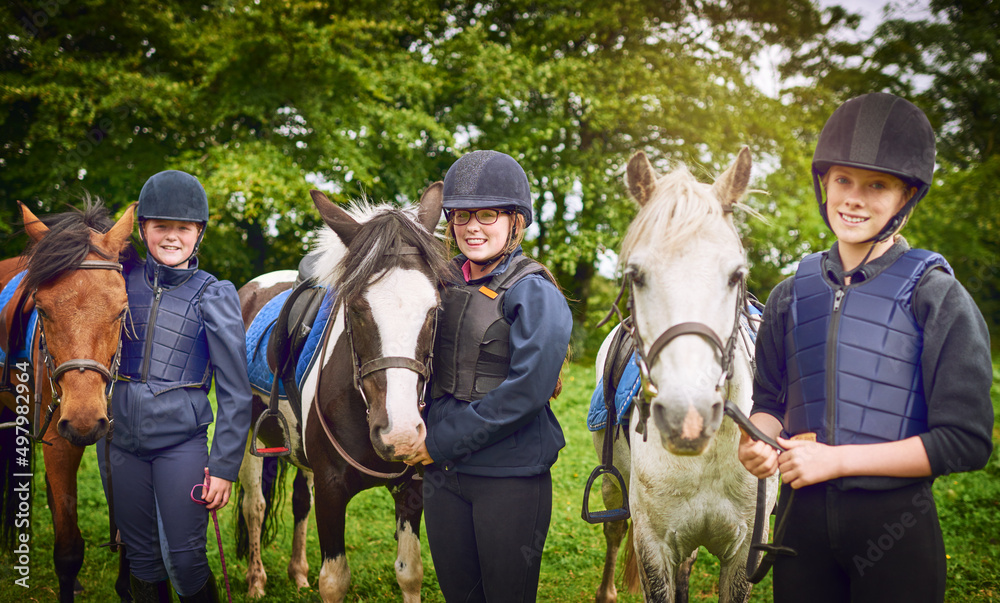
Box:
[431,254,550,402]
[784,249,951,445]
[119,264,215,394]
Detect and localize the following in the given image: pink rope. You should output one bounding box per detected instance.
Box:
[190,468,232,603]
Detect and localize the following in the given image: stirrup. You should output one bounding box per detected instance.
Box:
[250,409,291,457]
[581,464,630,524]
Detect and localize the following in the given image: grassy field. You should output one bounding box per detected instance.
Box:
[3,361,998,602]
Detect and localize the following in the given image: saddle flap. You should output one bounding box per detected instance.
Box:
[266,279,326,376]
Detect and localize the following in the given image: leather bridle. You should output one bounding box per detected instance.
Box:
[598,266,746,440]
[32,259,126,442]
[314,245,436,480]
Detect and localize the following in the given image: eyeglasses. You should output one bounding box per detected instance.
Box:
[448,208,511,226]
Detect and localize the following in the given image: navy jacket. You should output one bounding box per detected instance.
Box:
[112,255,251,482]
[424,249,572,477]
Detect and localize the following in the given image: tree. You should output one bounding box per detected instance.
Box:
[3,0,857,357]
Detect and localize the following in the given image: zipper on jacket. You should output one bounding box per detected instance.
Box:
[824,287,845,445]
[140,267,163,382]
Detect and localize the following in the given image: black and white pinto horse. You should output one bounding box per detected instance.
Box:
[236,185,451,602]
[592,149,778,602]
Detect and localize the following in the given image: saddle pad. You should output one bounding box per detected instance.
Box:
[245,286,336,397]
[587,302,763,432]
[0,270,38,366]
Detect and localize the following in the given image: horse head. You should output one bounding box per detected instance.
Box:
[621,148,752,455]
[21,201,135,446]
[310,185,447,462]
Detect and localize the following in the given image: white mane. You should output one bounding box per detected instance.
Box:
[619,165,738,265]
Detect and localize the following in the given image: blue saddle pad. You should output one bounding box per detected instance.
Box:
[587,302,762,432]
[245,285,336,397]
[0,270,39,367]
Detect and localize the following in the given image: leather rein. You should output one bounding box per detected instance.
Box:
[313,245,433,480]
[32,259,126,443]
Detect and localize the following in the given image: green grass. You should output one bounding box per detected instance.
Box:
[3,361,998,602]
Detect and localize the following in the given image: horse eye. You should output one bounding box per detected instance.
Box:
[626,266,645,288]
[728,269,745,287]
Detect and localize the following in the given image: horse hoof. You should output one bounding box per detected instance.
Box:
[74,578,85,594]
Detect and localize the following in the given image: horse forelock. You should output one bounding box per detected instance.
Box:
[619,166,737,267]
[22,196,121,292]
[318,202,450,309]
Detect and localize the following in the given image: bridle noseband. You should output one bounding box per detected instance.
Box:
[33,259,126,442]
[599,267,746,440]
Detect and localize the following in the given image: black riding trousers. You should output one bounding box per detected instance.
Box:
[423,469,552,603]
[772,481,946,603]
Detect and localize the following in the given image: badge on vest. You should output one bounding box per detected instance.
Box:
[478,286,499,299]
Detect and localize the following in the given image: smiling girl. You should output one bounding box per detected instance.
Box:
[405,150,572,602]
[98,170,251,602]
[737,93,993,602]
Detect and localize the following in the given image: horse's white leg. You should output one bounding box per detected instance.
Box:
[239,447,268,599]
[718,549,752,603]
[287,468,314,589]
[630,512,675,603]
[318,555,351,603]
[595,518,629,603]
[394,517,423,603]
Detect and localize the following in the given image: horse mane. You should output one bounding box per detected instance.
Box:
[312,201,454,307]
[22,195,134,292]
[619,165,736,265]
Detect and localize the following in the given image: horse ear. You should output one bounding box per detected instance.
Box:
[627,151,658,207]
[310,190,360,246]
[101,202,136,255]
[712,146,752,210]
[416,181,443,234]
[19,201,49,242]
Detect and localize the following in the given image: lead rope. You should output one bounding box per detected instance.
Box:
[191,468,232,603]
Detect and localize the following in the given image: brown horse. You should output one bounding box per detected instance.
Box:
[0,199,135,602]
[235,184,451,601]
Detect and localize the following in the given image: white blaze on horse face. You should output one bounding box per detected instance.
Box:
[631,233,744,454]
[364,268,435,458]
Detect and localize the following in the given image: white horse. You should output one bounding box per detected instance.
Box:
[592,148,778,602]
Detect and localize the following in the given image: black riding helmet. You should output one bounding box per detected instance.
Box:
[812,93,936,242]
[443,150,534,226]
[137,170,209,266]
[443,150,534,266]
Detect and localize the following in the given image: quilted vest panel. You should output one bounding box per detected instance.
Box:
[431,255,548,402]
[785,249,950,445]
[120,265,215,393]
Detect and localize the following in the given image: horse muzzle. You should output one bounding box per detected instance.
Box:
[650,391,724,456]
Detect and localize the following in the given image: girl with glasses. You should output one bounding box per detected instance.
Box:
[405,150,572,602]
